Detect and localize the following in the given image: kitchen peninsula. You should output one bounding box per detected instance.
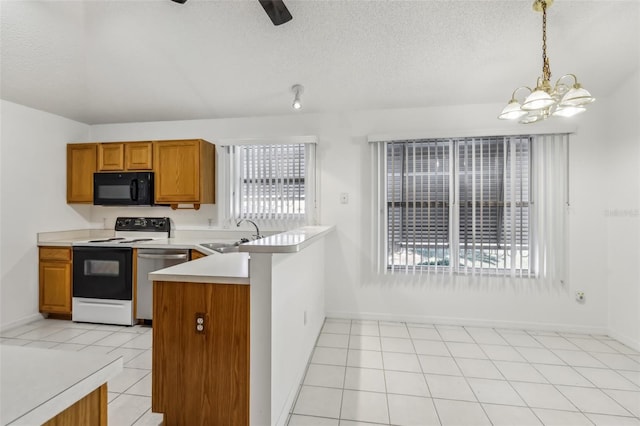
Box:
[148,226,334,426]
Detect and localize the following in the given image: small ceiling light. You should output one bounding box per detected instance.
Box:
[498,0,595,123]
[291,84,304,110]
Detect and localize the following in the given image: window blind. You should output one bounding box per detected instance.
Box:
[386,140,451,272]
[372,133,567,282]
[224,142,317,227]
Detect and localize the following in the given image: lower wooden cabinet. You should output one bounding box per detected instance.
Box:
[152,281,249,425]
[190,250,207,260]
[39,247,72,315]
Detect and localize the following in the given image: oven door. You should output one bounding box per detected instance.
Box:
[73,247,133,300]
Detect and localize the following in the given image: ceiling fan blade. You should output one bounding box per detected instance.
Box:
[258,0,293,26]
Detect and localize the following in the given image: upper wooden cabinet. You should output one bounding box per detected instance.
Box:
[98,142,153,171]
[153,139,215,209]
[125,142,153,170]
[98,143,124,171]
[67,143,97,203]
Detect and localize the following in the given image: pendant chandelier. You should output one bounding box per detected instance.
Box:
[498,0,595,124]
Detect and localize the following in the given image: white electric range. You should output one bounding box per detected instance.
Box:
[71,217,171,326]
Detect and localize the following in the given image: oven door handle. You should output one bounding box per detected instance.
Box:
[138,254,189,260]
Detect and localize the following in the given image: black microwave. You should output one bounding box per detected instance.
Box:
[94,172,154,206]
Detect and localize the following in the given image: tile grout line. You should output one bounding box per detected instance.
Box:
[407,323,443,426]
[469,325,550,425]
[522,329,639,418]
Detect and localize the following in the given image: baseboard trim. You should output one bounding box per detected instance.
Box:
[607,329,640,352]
[325,310,609,336]
[0,313,45,333]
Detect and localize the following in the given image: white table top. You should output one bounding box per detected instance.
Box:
[0,346,123,425]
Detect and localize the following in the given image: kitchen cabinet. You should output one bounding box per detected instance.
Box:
[190,250,207,260]
[125,141,153,170]
[97,143,124,171]
[153,139,215,209]
[152,281,249,425]
[98,142,153,171]
[67,143,97,203]
[39,247,72,315]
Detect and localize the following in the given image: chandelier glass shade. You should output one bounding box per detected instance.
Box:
[499,0,595,124]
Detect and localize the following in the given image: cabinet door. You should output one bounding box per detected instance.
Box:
[153,140,201,203]
[39,261,72,314]
[190,250,207,260]
[67,144,97,203]
[125,142,153,170]
[152,281,249,425]
[97,143,125,171]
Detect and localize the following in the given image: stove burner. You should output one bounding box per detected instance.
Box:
[88,237,126,243]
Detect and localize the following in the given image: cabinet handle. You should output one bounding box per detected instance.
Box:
[138,254,188,260]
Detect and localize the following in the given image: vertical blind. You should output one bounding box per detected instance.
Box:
[225,142,317,226]
[372,133,568,283]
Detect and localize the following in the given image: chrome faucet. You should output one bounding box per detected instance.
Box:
[236,219,263,240]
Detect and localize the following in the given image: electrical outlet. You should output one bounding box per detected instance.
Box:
[575,291,585,303]
[195,312,206,334]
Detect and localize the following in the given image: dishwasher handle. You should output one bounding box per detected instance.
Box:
[138,253,189,260]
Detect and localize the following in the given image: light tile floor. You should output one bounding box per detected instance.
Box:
[288,319,640,426]
[2,317,640,426]
[1,318,162,426]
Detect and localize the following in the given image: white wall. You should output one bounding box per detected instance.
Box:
[0,100,91,328]
[90,102,614,334]
[604,69,640,349]
[0,96,626,334]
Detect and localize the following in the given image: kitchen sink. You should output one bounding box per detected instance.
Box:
[199,242,241,254]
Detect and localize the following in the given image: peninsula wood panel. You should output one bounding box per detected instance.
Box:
[42,384,107,426]
[152,281,249,426]
[67,143,97,203]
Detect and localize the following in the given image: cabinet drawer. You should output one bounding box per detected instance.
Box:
[39,247,72,261]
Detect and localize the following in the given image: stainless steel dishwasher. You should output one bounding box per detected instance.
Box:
[136,248,190,321]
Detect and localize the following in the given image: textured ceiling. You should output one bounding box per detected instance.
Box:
[1,0,638,124]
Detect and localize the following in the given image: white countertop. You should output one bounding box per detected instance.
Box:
[0,346,123,425]
[37,226,335,255]
[149,252,250,284]
[238,226,334,253]
[148,226,334,284]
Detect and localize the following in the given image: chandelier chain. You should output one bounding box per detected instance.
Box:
[541,1,552,83]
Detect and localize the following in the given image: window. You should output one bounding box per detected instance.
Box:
[223,138,317,226]
[373,133,568,282]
